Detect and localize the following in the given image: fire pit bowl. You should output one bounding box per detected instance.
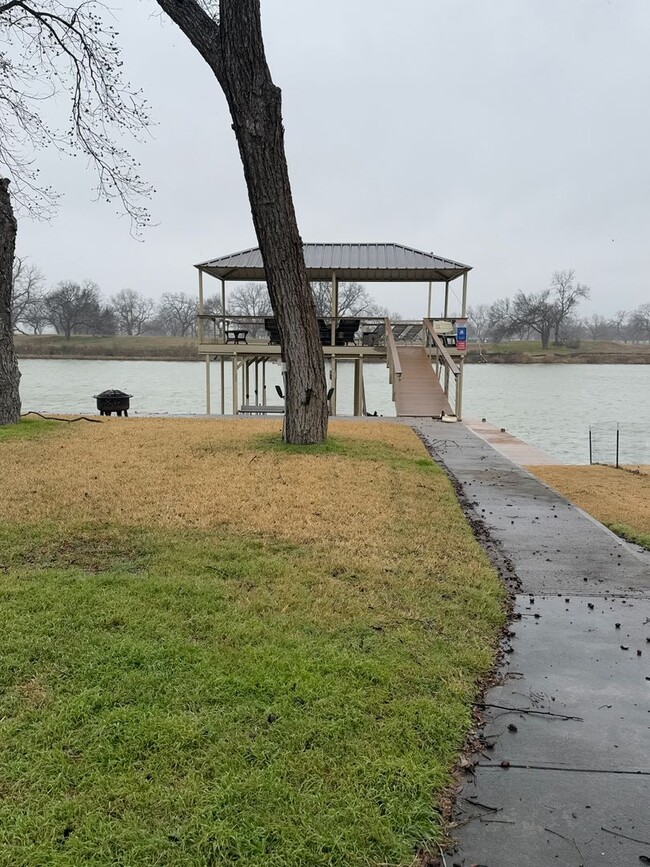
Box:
[94,389,132,417]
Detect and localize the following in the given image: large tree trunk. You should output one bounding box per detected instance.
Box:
[0,178,21,426]
[156,0,328,444]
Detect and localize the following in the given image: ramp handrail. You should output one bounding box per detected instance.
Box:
[385,318,402,397]
[423,319,460,377]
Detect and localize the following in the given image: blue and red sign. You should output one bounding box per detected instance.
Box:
[456,325,467,351]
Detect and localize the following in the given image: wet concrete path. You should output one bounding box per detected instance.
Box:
[412,420,650,867]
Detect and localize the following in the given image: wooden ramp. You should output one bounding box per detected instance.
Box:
[393,346,452,417]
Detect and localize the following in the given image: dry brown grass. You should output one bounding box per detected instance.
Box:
[0,418,484,579]
[527,464,650,546]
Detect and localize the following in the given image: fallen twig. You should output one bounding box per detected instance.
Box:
[601,826,650,846]
[480,818,516,825]
[544,827,584,866]
[449,809,498,829]
[477,702,583,721]
[463,798,501,813]
[22,411,102,424]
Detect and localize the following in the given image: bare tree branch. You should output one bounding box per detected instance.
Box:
[0,1,153,228]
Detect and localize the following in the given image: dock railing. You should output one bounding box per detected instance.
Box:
[423,319,460,376]
[197,314,391,347]
[423,319,462,416]
[385,317,402,400]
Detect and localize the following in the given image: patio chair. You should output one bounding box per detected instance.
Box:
[264,318,281,344]
[337,318,361,345]
[361,322,385,346]
[390,322,409,341]
[317,318,332,345]
[400,323,423,343]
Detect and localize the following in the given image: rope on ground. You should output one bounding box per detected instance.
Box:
[21,411,103,424]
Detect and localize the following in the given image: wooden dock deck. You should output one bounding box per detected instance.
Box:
[393,347,452,417]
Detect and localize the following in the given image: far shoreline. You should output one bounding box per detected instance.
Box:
[14,335,650,365]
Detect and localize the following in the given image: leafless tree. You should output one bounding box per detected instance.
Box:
[311,281,388,318]
[495,290,556,349]
[228,282,271,336]
[630,303,650,341]
[0,1,152,222]
[11,256,45,332]
[550,270,590,344]
[487,297,516,343]
[155,0,328,443]
[44,279,104,339]
[157,292,198,337]
[0,0,153,423]
[467,303,491,350]
[611,309,629,342]
[584,313,610,341]
[111,289,156,336]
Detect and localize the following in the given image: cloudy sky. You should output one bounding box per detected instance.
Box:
[14,0,650,318]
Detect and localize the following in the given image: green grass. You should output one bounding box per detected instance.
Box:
[470,339,650,359]
[0,520,502,866]
[252,432,435,473]
[0,420,506,865]
[0,417,61,442]
[605,522,650,551]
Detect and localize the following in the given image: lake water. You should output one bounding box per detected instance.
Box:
[17,359,649,465]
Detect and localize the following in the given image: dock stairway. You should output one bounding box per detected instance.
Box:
[386,319,457,417]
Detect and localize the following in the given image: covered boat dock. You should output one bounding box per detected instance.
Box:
[195,242,471,418]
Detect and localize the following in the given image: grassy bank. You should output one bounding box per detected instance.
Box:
[527,464,650,550]
[0,418,505,866]
[466,339,650,364]
[15,334,199,361]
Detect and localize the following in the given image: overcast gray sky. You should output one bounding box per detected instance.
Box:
[15,0,650,318]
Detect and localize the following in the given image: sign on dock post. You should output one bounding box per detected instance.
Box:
[456,325,467,351]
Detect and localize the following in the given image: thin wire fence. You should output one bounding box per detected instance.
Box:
[589,422,649,468]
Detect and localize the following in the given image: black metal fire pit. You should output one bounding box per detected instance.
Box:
[94,389,132,417]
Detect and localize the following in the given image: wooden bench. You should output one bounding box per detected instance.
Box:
[238,405,285,415]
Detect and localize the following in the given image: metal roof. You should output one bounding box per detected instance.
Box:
[197,243,470,282]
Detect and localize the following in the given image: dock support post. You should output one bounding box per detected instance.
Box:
[221,278,226,342]
[205,354,211,414]
[427,281,432,320]
[254,360,259,405]
[198,269,204,344]
[461,272,468,317]
[444,367,450,395]
[331,272,338,347]
[262,359,267,406]
[232,354,238,415]
[244,360,250,404]
[444,280,449,318]
[220,357,225,415]
[354,356,364,416]
[330,355,337,415]
[455,359,464,420]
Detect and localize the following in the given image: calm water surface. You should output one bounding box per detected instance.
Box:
[17,359,649,465]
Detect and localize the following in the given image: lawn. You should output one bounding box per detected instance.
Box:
[0,418,505,866]
[528,464,650,550]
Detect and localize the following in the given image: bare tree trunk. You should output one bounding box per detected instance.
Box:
[156,0,327,444]
[0,179,21,426]
[540,324,551,350]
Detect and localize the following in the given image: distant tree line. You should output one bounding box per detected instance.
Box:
[467,270,650,349]
[11,265,392,339]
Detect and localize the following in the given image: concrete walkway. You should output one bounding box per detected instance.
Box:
[412,420,650,867]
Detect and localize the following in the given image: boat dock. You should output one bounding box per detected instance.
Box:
[194,243,471,419]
